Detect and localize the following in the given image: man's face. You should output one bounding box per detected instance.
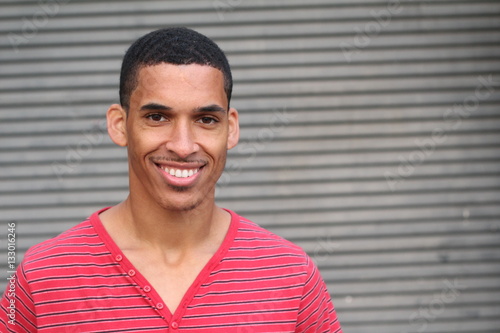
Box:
[122,63,239,211]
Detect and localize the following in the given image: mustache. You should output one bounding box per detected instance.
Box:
[149,156,208,164]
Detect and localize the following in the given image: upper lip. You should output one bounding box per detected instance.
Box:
[151,158,206,170]
[154,162,205,170]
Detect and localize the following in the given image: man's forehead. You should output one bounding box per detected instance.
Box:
[137,63,224,79]
[129,63,228,109]
[133,63,225,96]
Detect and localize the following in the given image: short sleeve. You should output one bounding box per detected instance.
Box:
[296,257,342,333]
[0,264,37,332]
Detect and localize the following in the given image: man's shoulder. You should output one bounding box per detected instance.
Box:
[232,212,311,263]
[21,216,102,268]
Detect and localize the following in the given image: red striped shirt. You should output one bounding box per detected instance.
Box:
[1,208,342,332]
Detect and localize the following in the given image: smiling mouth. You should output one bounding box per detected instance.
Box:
[162,166,200,178]
[151,156,206,179]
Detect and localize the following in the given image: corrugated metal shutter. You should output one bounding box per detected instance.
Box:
[1,0,500,331]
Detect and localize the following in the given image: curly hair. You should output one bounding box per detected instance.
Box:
[119,27,232,110]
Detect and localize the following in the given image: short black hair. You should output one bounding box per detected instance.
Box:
[119,27,233,110]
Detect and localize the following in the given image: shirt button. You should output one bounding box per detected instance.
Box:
[115,255,123,261]
[128,269,136,276]
[143,285,151,292]
[157,303,164,309]
[171,321,179,329]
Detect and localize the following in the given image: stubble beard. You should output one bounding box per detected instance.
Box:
[162,183,215,212]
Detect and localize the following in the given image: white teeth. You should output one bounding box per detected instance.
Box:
[163,167,199,178]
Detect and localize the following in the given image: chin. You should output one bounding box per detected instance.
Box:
[167,184,192,193]
[158,195,206,213]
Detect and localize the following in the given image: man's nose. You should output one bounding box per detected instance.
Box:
[164,122,200,159]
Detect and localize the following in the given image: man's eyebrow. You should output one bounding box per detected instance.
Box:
[139,103,226,113]
[195,104,227,113]
[139,103,172,111]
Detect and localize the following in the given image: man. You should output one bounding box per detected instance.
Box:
[1,27,342,332]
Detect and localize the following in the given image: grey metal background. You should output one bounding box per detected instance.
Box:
[1,0,500,332]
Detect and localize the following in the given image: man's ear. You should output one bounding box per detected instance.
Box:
[107,104,128,147]
[227,107,240,150]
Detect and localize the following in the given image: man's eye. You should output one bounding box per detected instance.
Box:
[147,114,166,122]
[198,117,218,125]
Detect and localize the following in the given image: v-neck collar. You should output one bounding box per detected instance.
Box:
[89,206,240,324]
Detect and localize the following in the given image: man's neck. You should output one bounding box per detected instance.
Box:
[99,195,233,314]
[100,195,231,256]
